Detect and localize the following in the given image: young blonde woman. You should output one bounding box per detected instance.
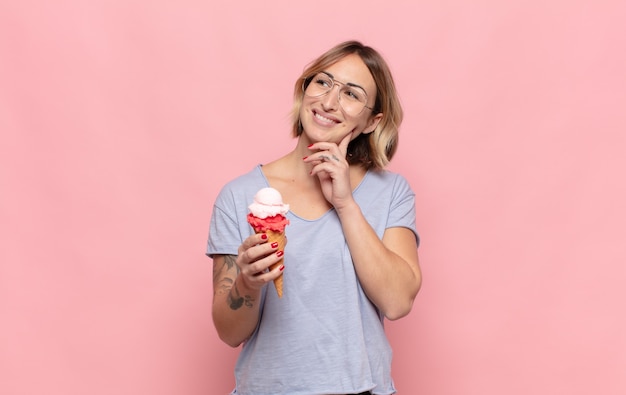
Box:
[208,40,422,395]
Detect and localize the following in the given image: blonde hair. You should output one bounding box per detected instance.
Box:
[291,41,403,170]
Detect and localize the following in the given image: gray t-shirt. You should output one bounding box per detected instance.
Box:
[208,165,419,395]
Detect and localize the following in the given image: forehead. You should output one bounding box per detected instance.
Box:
[324,53,376,91]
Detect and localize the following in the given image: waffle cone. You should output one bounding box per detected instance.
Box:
[258,229,285,298]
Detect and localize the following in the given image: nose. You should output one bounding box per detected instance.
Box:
[321,84,341,111]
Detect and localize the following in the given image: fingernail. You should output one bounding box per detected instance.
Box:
[307,144,313,148]
[302,156,308,160]
[279,265,285,271]
[276,250,284,257]
[271,242,278,248]
[261,234,268,240]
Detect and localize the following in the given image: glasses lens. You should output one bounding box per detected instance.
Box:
[304,73,368,116]
[305,73,333,97]
[340,86,367,115]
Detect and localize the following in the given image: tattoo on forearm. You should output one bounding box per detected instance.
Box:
[213,254,255,309]
[213,255,239,296]
[227,281,255,310]
[224,255,238,272]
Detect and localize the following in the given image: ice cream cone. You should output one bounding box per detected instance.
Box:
[247,187,290,298]
[262,229,285,298]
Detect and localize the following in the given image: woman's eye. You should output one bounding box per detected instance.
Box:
[315,78,331,87]
[343,88,363,101]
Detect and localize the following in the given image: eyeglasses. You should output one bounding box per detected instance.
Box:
[303,72,374,116]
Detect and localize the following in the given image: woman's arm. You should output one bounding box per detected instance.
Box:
[336,202,421,320]
[306,134,421,320]
[212,254,261,347]
[212,233,285,347]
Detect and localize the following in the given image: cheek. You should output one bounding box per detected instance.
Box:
[301,94,316,106]
[299,97,315,115]
[351,115,372,131]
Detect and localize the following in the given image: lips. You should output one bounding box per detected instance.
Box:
[312,109,340,125]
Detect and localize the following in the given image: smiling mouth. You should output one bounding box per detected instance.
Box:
[313,110,339,125]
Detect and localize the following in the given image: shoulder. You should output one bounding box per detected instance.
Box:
[365,169,414,195]
[356,169,416,209]
[214,165,268,209]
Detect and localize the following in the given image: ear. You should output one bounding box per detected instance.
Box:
[363,112,383,135]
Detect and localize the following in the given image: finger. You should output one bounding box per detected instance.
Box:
[268,262,285,279]
[309,162,334,179]
[307,141,335,152]
[239,236,278,265]
[338,131,352,155]
[240,232,269,252]
[243,248,284,276]
[304,153,339,167]
[310,133,351,160]
[247,264,284,287]
[318,154,338,163]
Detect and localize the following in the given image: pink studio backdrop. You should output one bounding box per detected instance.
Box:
[1,1,625,394]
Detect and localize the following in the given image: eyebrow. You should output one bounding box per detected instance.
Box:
[321,71,367,91]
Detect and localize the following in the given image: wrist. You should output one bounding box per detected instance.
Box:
[235,272,261,296]
[334,198,360,218]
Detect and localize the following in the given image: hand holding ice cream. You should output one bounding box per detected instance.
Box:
[247,187,289,297]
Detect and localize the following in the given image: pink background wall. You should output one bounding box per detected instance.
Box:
[2,1,625,394]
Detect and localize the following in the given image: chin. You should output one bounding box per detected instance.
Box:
[303,128,341,144]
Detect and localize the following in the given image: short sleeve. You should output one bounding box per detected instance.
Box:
[205,166,268,258]
[387,175,420,247]
[206,202,242,258]
[206,165,268,258]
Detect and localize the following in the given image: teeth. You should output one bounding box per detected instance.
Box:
[315,112,335,123]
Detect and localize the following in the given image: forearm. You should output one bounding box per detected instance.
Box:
[336,201,421,320]
[212,255,262,347]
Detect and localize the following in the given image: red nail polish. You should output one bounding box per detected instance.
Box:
[307,144,313,148]
[261,234,268,240]
[279,265,285,271]
[302,156,308,160]
[276,250,284,257]
[271,242,278,248]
